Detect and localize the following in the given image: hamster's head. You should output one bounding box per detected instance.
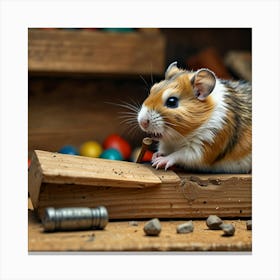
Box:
[137,62,217,141]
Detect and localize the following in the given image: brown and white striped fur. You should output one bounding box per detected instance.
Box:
[137,62,252,173]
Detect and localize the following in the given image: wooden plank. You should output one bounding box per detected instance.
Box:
[36,174,251,220]
[29,150,251,220]
[28,29,166,75]
[28,210,252,251]
[32,150,172,187]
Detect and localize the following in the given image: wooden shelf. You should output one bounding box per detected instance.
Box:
[28,29,166,76]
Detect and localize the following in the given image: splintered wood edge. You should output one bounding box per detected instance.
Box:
[28,151,43,209]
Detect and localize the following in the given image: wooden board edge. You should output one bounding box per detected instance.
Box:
[35,150,164,188]
[148,166,181,186]
[28,150,43,209]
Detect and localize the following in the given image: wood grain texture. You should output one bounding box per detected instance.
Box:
[29,150,252,220]
[36,174,251,220]
[28,29,165,75]
[32,150,179,188]
[28,210,252,251]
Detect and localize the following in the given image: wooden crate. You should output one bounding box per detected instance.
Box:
[28,29,166,75]
[29,150,252,220]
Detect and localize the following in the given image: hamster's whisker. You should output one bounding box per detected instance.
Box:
[164,129,179,143]
[107,100,141,114]
[118,116,138,126]
[161,114,179,127]
[152,118,164,124]
[125,97,143,110]
[164,125,185,142]
[119,103,140,113]
[164,121,178,128]
[118,118,137,124]
[119,118,139,132]
[118,112,138,117]
[118,118,137,125]
[150,62,154,85]
[117,107,139,129]
[114,100,141,132]
[117,112,137,119]
[139,74,150,93]
[124,124,142,139]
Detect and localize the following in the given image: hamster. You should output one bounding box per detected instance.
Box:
[137,61,252,173]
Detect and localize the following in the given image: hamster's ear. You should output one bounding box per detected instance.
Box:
[165,61,180,79]
[191,68,216,101]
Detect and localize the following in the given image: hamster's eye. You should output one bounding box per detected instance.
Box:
[165,96,179,108]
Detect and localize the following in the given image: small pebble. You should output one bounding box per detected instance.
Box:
[220,223,235,236]
[177,221,194,234]
[143,218,161,236]
[128,221,138,226]
[246,220,252,230]
[206,215,223,230]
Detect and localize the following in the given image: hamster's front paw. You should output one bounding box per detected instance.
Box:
[152,151,165,162]
[152,155,175,171]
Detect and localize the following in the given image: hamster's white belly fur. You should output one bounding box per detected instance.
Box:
[158,139,252,173]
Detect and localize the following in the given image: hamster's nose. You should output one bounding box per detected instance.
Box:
[140,119,150,130]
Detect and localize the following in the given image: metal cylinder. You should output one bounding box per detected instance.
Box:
[42,206,108,232]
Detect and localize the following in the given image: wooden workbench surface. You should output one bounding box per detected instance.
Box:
[28,210,252,252]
